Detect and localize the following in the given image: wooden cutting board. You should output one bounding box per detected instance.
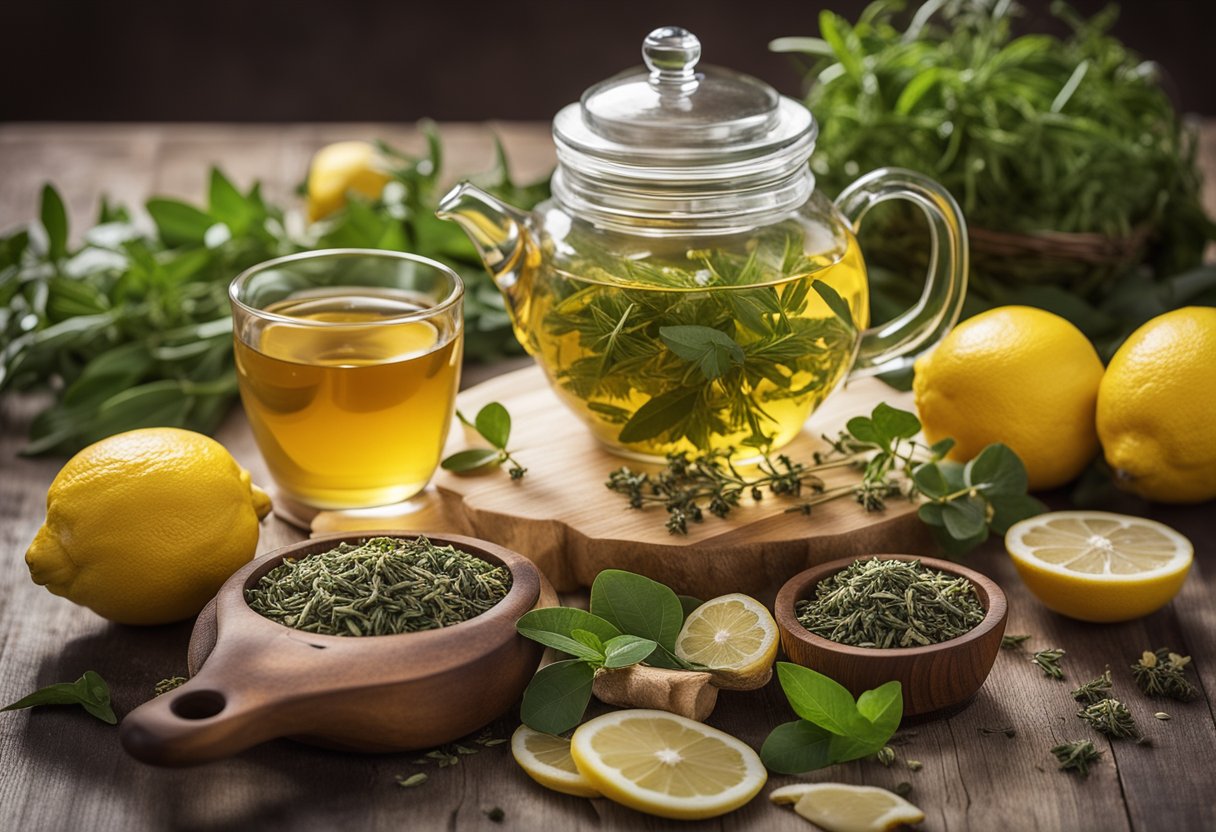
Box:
[310,364,935,598]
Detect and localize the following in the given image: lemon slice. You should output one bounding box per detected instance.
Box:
[674,593,778,690]
[569,709,766,820]
[511,724,601,798]
[1005,511,1192,622]
[770,783,925,832]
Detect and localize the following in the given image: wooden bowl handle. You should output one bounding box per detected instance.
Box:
[119,660,283,767]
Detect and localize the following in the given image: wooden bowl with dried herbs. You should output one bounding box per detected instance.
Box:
[120,532,556,767]
[774,555,1006,717]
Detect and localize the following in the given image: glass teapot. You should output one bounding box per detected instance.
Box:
[438,26,967,460]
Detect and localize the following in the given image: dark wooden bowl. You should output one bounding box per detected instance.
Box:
[774,555,1007,718]
[120,532,556,767]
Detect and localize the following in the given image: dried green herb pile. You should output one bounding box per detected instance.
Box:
[795,558,984,648]
[245,537,511,637]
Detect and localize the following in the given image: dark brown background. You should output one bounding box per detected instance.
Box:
[4,0,1213,122]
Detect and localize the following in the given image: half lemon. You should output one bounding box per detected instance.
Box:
[570,709,766,820]
[511,724,602,798]
[674,593,778,690]
[771,783,925,832]
[1004,511,1192,622]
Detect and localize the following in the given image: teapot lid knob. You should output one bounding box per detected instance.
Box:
[643,26,701,93]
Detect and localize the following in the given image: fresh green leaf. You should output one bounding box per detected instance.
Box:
[965,443,1029,497]
[590,569,684,652]
[760,719,835,774]
[775,662,866,738]
[519,660,595,735]
[514,627,604,662]
[917,502,946,527]
[440,448,501,473]
[912,463,949,498]
[474,402,511,449]
[989,493,1048,535]
[929,437,956,457]
[856,680,903,738]
[871,403,920,441]
[145,199,213,247]
[602,635,658,669]
[659,325,745,381]
[40,185,68,261]
[514,607,622,644]
[2,671,116,724]
[941,495,988,540]
[812,280,853,327]
[845,416,882,446]
[618,387,701,444]
[207,168,253,234]
[678,595,703,621]
[570,629,605,655]
[644,643,705,671]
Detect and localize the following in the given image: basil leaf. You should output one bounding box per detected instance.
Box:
[659,325,744,381]
[812,280,853,327]
[965,443,1029,497]
[618,387,700,444]
[515,627,604,662]
[871,402,921,441]
[520,660,595,735]
[856,680,903,739]
[602,635,658,669]
[515,607,622,644]
[775,662,867,737]
[146,199,214,247]
[474,402,511,449]
[760,719,834,774]
[440,448,501,473]
[40,185,68,261]
[2,671,116,725]
[942,495,988,540]
[590,569,684,652]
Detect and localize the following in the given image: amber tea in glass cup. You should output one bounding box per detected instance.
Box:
[230,249,463,509]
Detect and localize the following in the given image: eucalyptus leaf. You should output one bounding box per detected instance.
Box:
[519,660,595,735]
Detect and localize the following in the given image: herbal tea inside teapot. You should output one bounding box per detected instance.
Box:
[439,27,968,460]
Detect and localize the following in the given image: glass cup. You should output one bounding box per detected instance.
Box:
[230,249,464,509]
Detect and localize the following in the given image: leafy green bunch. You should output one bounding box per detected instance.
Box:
[2,671,116,724]
[774,0,1216,350]
[761,663,901,773]
[515,569,704,734]
[0,125,548,455]
[441,401,528,479]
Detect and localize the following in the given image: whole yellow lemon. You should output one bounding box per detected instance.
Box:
[1097,306,1216,503]
[305,140,392,222]
[913,306,1104,491]
[25,428,272,625]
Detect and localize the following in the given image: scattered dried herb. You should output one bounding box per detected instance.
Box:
[1071,670,1113,705]
[1032,649,1067,680]
[153,676,187,697]
[1001,634,1032,650]
[1130,648,1198,701]
[894,782,913,798]
[396,773,428,788]
[1,671,116,724]
[1154,712,1171,721]
[795,558,985,648]
[876,746,896,767]
[1077,698,1141,741]
[245,536,511,637]
[906,760,923,772]
[1051,739,1102,777]
[483,807,506,823]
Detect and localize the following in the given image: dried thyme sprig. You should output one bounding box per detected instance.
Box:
[153,676,187,697]
[1071,670,1113,704]
[1001,634,1032,650]
[1032,649,1067,680]
[246,537,511,637]
[1130,649,1199,701]
[1077,698,1141,740]
[794,558,985,648]
[1051,739,1103,777]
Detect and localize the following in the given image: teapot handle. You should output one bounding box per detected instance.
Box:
[835,168,969,377]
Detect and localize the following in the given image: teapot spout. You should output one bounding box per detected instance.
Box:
[436,183,532,310]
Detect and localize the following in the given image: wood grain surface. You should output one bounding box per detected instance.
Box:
[1,123,1215,832]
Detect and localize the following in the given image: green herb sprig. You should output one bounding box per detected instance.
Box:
[760,663,902,774]
[1071,670,1113,705]
[607,401,1044,554]
[1051,739,1102,777]
[1032,648,1067,680]
[1001,634,1032,650]
[1130,648,1198,701]
[515,569,702,735]
[1077,698,1141,741]
[2,671,116,724]
[442,402,527,479]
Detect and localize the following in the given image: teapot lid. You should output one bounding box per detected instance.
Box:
[551,26,817,233]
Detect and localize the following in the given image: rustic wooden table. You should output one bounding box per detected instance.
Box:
[1,123,1214,832]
